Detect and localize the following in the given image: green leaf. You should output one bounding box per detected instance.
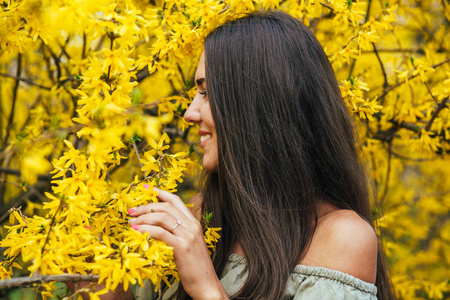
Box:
[133,133,141,142]
[131,87,143,105]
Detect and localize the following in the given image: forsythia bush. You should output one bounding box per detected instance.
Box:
[0,0,448,299]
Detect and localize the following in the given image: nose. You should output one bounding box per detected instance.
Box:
[184,94,201,124]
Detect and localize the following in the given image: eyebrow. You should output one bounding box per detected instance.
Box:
[196,78,205,86]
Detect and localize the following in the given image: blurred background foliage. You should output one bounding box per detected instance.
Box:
[0,0,449,298]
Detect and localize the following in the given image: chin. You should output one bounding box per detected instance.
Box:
[202,158,218,172]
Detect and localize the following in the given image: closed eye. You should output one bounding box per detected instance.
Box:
[199,90,207,98]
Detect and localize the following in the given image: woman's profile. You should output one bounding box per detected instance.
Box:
[121,10,394,300]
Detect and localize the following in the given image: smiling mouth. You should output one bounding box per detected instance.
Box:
[200,134,212,143]
[200,134,212,148]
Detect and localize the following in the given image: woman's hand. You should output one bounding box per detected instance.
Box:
[128,188,228,300]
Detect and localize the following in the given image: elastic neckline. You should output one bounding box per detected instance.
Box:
[227,253,377,295]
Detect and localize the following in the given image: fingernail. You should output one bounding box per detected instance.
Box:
[131,224,140,230]
[128,218,136,224]
[128,208,137,214]
[143,184,150,189]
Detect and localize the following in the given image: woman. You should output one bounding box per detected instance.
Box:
[129,10,394,299]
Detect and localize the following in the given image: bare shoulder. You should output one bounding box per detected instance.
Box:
[300,209,378,284]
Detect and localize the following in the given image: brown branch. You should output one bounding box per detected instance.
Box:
[0,178,22,188]
[425,97,449,132]
[377,57,450,102]
[319,2,334,12]
[82,33,87,60]
[0,167,52,180]
[3,54,22,146]
[364,0,372,23]
[372,42,388,90]
[41,197,64,255]
[135,65,150,83]
[0,274,100,289]
[420,211,450,251]
[43,43,62,83]
[0,181,50,224]
[157,154,164,188]
[0,73,51,90]
[176,63,187,86]
[373,120,420,141]
[391,151,436,162]
[361,48,425,54]
[107,36,114,82]
[379,141,392,208]
[219,5,230,14]
[133,141,146,178]
[424,80,438,104]
[347,0,373,79]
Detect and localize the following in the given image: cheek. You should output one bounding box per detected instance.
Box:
[203,103,215,129]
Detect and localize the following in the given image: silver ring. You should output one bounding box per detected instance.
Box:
[170,219,182,232]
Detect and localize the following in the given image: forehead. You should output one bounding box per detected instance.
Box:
[195,52,206,82]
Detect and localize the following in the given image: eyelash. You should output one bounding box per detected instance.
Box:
[199,90,207,98]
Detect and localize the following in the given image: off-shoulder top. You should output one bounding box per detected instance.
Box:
[134,253,377,299]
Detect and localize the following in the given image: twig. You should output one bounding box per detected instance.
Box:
[0,178,22,188]
[425,97,449,132]
[319,2,334,13]
[44,43,62,83]
[176,63,187,86]
[424,81,438,104]
[162,2,167,32]
[391,151,436,162]
[107,36,114,82]
[364,0,372,23]
[133,141,146,178]
[58,36,71,61]
[64,282,97,300]
[0,189,32,224]
[158,284,163,300]
[41,198,64,255]
[347,0,372,79]
[82,33,87,60]
[4,54,22,145]
[219,5,230,14]
[372,42,388,90]
[361,48,425,54]
[0,274,100,289]
[0,73,51,90]
[157,154,164,188]
[379,140,392,208]
[377,57,450,103]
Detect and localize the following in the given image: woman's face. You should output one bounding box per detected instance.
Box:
[184,52,218,171]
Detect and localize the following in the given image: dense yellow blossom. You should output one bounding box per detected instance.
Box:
[0,0,449,299]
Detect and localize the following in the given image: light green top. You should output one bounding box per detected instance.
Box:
[134,253,377,299]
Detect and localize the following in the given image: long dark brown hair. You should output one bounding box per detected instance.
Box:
[178,10,394,300]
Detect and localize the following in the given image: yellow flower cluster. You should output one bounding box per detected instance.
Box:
[0,1,220,297]
[1,0,449,298]
[340,77,383,120]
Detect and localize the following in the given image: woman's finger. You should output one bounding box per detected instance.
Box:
[131,224,180,247]
[153,189,196,220]
[129,202,180,218]
[130,211,189,236]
